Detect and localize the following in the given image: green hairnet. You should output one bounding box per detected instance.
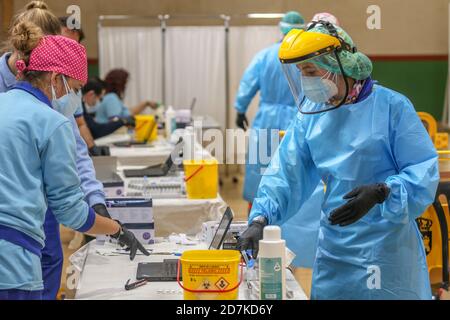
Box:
[280,11,305,35]
[307,24,372,80]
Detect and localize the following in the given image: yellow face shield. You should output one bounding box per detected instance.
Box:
[278,26,352,114]
[279,29,341,64]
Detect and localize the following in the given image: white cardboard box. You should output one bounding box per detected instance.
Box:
[98,198,154,244]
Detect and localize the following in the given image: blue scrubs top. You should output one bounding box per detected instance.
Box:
[0,83,96,290]
[0,53,16,93]
[0,53,105,207]
[95,92,130,124]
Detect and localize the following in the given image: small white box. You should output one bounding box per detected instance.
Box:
[98,198,154,245]
[103,181,125,198]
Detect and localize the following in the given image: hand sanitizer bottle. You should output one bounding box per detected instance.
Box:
[165,106,176,138]
[258,226,286,300]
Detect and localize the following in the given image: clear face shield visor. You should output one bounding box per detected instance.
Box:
[281,52,349,114]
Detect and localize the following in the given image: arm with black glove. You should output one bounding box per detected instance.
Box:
[110,221,151,260]
[88,145,110,157]
[236,216,267,258]
[120,115,136,127]
[329,183,390,227]
[236,113,249,131]
[92,203,111,219]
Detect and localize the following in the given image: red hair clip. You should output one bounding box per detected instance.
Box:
[15,60,27,74]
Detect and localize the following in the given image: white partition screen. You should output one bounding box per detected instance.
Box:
[165,26,226,128]
[98,22,282,129]
[99,27,163,110]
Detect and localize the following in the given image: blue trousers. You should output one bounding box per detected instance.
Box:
[41,209,63,300]
[0,289,42,300]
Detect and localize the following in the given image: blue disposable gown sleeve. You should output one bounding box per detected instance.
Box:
[250,115,322,225]
[234,51,264,114]
[69,116,106,207]
[381,96,440,224]
[41,121,96,231]
[74,103,84,118]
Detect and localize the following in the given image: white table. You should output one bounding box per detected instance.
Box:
[192,115,222,131]
[96,132,214,168]
[70,241,307,300]
[95,133,174,167]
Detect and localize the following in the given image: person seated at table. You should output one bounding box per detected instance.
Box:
[82,77,134,139]
[95,68,159,124]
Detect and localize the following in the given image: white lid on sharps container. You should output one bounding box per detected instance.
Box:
[263,225,282,241]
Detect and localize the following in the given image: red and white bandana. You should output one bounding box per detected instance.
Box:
[16,35,88,83]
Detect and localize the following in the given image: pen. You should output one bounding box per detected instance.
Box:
[125,278,148,291]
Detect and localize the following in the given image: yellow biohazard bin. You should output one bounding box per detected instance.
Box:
[418,191,450,285]
[418,206,444,282]
[183,159,218,199]
[177,250,242,300]
[134,115,157,142]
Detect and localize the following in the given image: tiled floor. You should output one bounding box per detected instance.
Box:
[58,166,313,299]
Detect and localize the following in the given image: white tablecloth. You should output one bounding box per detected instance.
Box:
[69,241,307,300]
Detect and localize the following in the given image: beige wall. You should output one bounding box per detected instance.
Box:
[11,0,450,58]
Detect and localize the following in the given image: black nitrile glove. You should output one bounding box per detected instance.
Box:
[92,203,111,219]
[236,216,267,258]
[120,116,136,127]
[111,222,151,260]
[329,183,390,227]
[236,113,249,130]
[89,145,110,156]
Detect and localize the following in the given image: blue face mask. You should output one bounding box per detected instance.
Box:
[51,75,82,118]
[302,76,338,104]
[85,99,101,114]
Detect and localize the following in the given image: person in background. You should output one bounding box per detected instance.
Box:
[59,15,85,42]
[233,11,329,270]
[58,15,109,156]
[82,77,132,139]
[238,22,438,299]
[95,68,160,124]
[0,1,111,300]
[309,12,340,26]
[0,22,148,300]
[234,11,306,208]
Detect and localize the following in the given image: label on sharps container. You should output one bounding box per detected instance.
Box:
[260,257,282,300]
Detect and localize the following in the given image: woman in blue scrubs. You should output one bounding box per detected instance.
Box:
[95,69,159,124]
[0,22,148,300]
[0,1,112,300]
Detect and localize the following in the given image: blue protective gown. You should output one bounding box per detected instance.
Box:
[250,84,439,299]
[235,43,299,202]
[236,43,323,268]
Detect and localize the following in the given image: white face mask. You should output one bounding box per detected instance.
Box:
[51,75,82,118]
[301,72,339,104]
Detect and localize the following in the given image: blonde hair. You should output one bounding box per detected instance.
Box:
[9,21,48,86]
[1,1,60,56]
[12,1,61,36]
[10,21,43,64]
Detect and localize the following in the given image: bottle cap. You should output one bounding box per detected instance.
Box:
[263,226,281,241]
